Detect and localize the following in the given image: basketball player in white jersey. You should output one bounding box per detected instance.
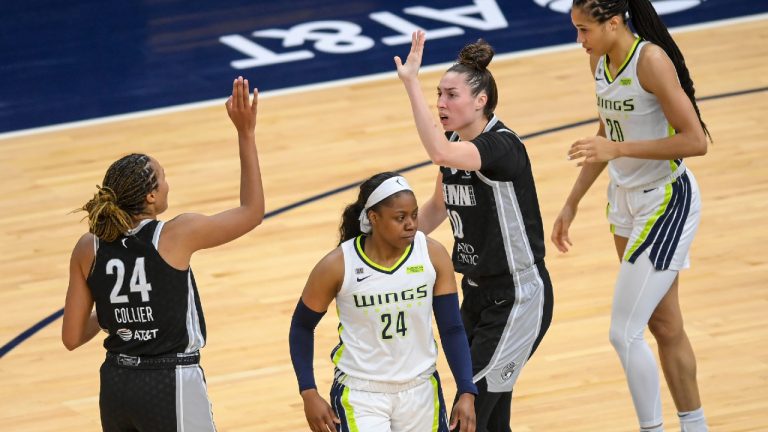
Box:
[62,77,264,431]
[552,1,711,431]
[289,172,477,432]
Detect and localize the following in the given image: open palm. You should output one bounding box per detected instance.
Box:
[394,30,426,82]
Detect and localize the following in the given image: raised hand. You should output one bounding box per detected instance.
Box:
[225,76,258,134]
[394,30,426,83]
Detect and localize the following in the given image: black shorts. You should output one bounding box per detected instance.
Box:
[461,261,554,393]
[99,352,216,432]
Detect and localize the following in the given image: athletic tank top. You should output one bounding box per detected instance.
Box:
[596,38,683,188]
[441,115,545,278]
[87,219,206,356]
[331,231,437,382]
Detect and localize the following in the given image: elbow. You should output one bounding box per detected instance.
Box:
[692,133,707,156]
[689,131,708,157]
[431,150,450,167]
[697,140,708,156]
[62,336,80,351]
[243,206,265,231]
[250,214,264,230]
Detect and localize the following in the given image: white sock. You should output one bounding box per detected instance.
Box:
[679,407,708,432]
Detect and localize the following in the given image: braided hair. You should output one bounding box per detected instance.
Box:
[447,39,499,118]
[572,0,711,141]
[79,153,158,242]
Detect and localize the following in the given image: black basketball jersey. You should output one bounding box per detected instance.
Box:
[441,115,545,278]
[87,219,207,356]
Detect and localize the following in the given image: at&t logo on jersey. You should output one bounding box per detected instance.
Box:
[117,328,133,341]
[533,0,703,14]
[116,328,159,341]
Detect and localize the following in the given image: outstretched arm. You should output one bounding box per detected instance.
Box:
[163,77,265,262]
[395,31,481,171]
[429,238,476,432]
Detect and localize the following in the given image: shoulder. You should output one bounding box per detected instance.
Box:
[158,212,202,242]
[304,246,345,296]
[313,246,345,276]
[637,43,677,91]
[638,42,673,71]
[163,212,199,230]
[425,235,451,262]
[72,232,95,258]
[476,122,522,144]
[71,233,96,276]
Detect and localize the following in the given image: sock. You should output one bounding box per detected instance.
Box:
[640,424,664,432]
[679,407,708,432]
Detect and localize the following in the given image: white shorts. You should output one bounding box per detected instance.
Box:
[607,169,701,271]
[330,370,449,432]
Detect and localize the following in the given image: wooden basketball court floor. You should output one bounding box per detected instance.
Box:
[0,16,766,432]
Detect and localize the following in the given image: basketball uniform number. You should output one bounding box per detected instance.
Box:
[380,311,407,339]
[448,210,465,239]
[107,258,153,304]
[606,118,625,142]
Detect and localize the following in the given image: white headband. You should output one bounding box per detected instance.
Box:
[358,176,413,234]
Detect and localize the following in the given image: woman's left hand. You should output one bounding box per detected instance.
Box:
[449,393,476,431]
[568,135,621,166]
[394,30,426,83]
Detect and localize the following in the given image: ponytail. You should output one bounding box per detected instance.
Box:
[78,153,158,242]
[626,0,710,141]
[80,186,133,242]
[573,0,711,141]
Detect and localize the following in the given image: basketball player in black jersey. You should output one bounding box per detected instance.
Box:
[62,76,264,432]
[395,32,554,431]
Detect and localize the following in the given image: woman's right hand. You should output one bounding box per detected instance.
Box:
[225,76,258,135]
[393,30,425,84]
[301,389,340,432]
[552,204,577,253]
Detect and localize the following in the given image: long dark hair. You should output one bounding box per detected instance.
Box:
[338,172,405,245]
[447,39,499,118]
[79,153,158,242]
[573,0,711,141]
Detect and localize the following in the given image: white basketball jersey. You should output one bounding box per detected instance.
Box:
[332,231,438,383]
[596,39,683,188]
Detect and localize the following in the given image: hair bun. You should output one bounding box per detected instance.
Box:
[97,185,118,202]
[457,39,495,70]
